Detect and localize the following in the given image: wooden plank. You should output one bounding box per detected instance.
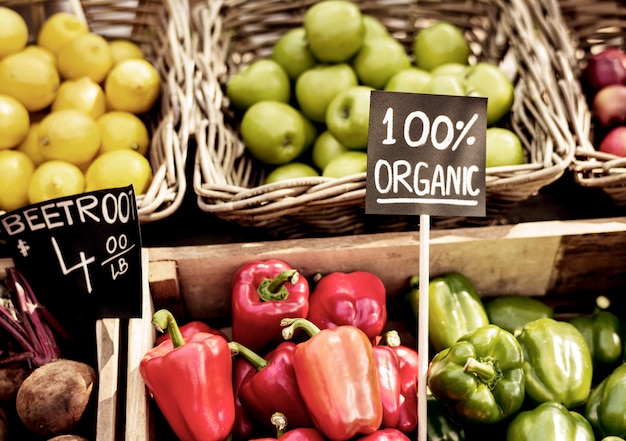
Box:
[126,249,155,441]
[146,217,626,319]
[148,260,184,318]
[95,318,120,441]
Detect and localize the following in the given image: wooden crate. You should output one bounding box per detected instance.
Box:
[3,216,626,439]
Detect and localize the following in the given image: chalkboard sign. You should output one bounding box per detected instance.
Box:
[365,90,487,217]
[0,185,142,322]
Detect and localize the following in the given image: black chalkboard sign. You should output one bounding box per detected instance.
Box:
[366,90,487,217]
[0,185,142,322]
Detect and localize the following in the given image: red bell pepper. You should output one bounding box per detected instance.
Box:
[356,428,412,440]
[282,318,383,441]
[156,320,228,345]
[379,331,418,434]
[139,309,235,441]
[307,271,387,340]
[232,259,309,353]
[232,340,314,430]
[232,357,259,441]
[372,345,402,429]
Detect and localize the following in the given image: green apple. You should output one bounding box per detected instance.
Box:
[325,85,373,150]
[240,101,309,165]
[271,27,318,80]
[322,151,368,178]
[363,15,390,41]
[304,0,365,63]
[413,21,470,71]
[311,130,348,170]
[430,62,468,77]
[265,162,319,184]
[295,63,359,123]
[384,67,432,93]
[464,62,514,125]
[485,127,524,167]
[424,74,470,96]
[352,36,411,89]
[226,59,290,110]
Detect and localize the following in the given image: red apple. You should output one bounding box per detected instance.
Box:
[592,84,626,127]
[581,48,626,97]
[598,126,626,157]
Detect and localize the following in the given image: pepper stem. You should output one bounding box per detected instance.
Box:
[257,270,299,302]
[271,412,288,437]
[380,330,402,347]
[152,309,185,348]
[228,341,269,370]
[464,357,498,386]
[281,318,320,340]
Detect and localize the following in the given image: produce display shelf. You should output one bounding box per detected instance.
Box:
[4,215,624,440]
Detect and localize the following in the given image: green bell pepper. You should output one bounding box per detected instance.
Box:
[484,296,553,336]
[408,272,489,353]
[427,324,525,424]
[585,363,626,438]
[570,310,624,379]
[601,437,626,441]
[505,401,595,441]
[517,317,593,409]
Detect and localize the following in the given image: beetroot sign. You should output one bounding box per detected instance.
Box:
[365,90,487,217]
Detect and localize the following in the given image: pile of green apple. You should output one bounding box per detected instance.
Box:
[225,0,525,184]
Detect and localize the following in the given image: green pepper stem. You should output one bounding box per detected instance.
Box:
[281,318,320,340]
[257,270,299,302]
[464,357,497,385]
[152,309,185,348]
[228,341,268,370]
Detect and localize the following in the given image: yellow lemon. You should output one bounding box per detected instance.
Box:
[37,12,89,56]
[0,94,29,149]
[104,59,161,114]
[21,44,57,66]
[16,122,46,166]
[0,6,28,58]
[0,50,60,111]
[109,39,144,65]
[28,160,86,204]
[57,32,114,83]
[0,149,35,211]
[85,149,152,194]
[38,109,101,166]
[97,111,150,156]
[52,77,107,120]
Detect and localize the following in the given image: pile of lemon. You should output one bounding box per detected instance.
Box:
[0,6,161,213]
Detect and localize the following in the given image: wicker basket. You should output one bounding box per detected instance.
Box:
[556,0,626,208]
[191,0,577,237]
[0,0,193,223]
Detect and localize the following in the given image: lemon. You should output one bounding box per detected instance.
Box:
[0,94,29,149]
[16,122,46,166]
[38,109,101,166]
[97,111,150,156]
[22,45,57,66]
[37,12,89,56]
[28,160,85,204]
[0,50,60,111]
[0,149,35,211]
[85,149,152,194]
[0,7,28,58]
[52,77,107,120]
[105,59,161,114]
[109,39,144,65]
[57,32,114,83]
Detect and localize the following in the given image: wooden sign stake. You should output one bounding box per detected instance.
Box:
[417,214,429,441]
